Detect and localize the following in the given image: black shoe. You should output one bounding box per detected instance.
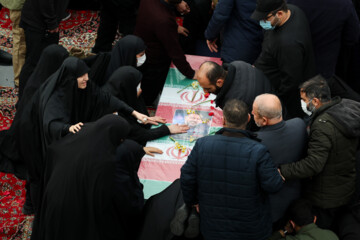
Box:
[170,203,191,236]
[184,208,200,238]
[0,49,12,65]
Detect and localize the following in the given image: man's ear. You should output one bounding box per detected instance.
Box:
[262,116,268,126]
[289,220,296,229]
[247,114,251,123]
[223,116,226,126]
[313,215,317,224]
[216,78,224,88]
[312,97,321,107]
[276,10,283,18]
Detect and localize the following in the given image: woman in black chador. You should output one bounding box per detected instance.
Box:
[31,114,162,240]
[103,66,189,145]
[18,57,162,215]
[104,35,147,82]
[0,44,69,180]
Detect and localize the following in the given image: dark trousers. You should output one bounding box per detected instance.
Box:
[92,0,137,53]
[139,61,171,106]
[19,27,59,99]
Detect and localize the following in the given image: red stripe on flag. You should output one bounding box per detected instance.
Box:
[138,160,184,182]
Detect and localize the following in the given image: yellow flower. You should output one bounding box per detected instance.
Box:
[191,81,199,89]
[181,146,187,153]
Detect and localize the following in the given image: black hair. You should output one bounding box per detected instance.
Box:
[223,99,249,129]
[200,61,227,85]
[286,199,314,226]
[299,75,331,102]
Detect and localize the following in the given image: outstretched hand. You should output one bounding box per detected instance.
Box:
[133,111,167,125]
[168,124,189,134]
[144,147,163,157]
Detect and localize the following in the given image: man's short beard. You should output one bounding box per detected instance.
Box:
[214,85,221,95]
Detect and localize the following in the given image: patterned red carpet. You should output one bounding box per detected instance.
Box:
[0,86,32,239]
[0,8,100,53]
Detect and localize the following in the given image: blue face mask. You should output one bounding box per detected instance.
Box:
[259,20,275,30]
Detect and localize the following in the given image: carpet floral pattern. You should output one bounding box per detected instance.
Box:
[0,110,33,240]
[0,8,100,53]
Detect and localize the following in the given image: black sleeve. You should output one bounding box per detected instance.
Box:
[109,95,134,115]
[48,121,71,141]
[129,124,170,145]
[156,19,195,79]
[276,43,305,98]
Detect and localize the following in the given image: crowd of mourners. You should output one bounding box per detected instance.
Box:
[0,0,360,239]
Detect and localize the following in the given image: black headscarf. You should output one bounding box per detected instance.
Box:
[31,114,145,240]
[102,66,171,146]
[22,44,69,105]
[38,57,133,146]
[85,52,112,87]
[103,66,148,114]
[105,35,146,81]
[0,44,68,179]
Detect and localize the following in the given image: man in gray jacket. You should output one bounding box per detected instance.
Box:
[253,93,307,227]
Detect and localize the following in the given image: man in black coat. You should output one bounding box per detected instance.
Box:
[251,0,316,119]
[196,61,273,110]
[252,93,307,227]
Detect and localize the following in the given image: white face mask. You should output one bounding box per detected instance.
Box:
[136,83,141,93]
[301,100,312,116]
[136,54,146,67]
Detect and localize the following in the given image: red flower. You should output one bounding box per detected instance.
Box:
[210,106,215,110]
[204,93,210,98]
[210,100,214,104]
[208,112,214,116]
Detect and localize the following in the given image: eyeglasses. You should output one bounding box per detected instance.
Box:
[264,11,277,21]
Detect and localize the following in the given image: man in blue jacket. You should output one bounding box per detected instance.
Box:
[205,0,263,64]
[181,99,283,240]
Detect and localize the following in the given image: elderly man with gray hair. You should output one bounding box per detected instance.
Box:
[252,93,308,228]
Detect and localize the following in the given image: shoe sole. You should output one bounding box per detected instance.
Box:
[170,207,189,236]
[184,214,200,238]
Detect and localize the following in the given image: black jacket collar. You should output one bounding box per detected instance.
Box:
[215,63,236,108]
[258,120,285,132]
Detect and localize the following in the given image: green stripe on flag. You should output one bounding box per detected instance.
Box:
[165,68,194,88]
[140,179,173,199]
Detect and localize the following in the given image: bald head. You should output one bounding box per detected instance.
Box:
[252,94,282,127]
